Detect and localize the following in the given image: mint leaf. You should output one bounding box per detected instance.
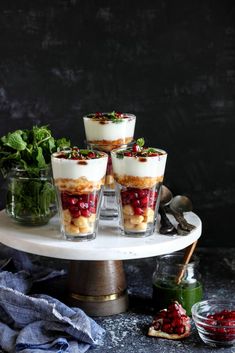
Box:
[136,138,145,147]
[48,137,56,153]
[116,152,124,159]
[0,125,70,174]
[112,119,124,124]
[5,131,27,151]
[110,111,116,117]
[79,149,89,155]
[33,126,51,143]
[36,146,46,168]
[56,137,71,150]
[147,148,158,153]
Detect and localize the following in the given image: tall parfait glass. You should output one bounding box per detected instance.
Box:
[51,148,108,241]
[111,141,167,237]
[83,112,136,220]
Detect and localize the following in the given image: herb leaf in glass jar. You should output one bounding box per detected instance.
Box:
[0,126,70,225]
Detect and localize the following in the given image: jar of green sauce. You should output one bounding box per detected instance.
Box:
[152,252,203,315]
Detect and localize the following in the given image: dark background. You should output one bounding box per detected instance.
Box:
[0,0,235,246]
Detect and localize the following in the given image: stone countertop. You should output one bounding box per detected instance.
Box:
[0,246,235,353]
[92,248,235,353]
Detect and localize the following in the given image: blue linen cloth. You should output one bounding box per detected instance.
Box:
[0,248,105,353]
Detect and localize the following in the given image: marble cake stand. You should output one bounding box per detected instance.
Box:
[0,210,201,316]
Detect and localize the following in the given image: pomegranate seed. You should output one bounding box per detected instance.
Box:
[67,197,78,205]
[172,318,179,328]
[149,152,159,157]
[78,201,89,210]
[132,199,140,207]
[158,310,167,318]
[134,207,144,215]
[89,200,95,208]
[81,194,89,202]
[175,325,185,335]
[138,189,149,198]
[140,196,148,207]
[88,151,96,159]
[70,210,81,218]
[132,144,140,153]
[132,191,139,199]
[162,324,173,334]
[89,207,96,214]
[81,209,91,217]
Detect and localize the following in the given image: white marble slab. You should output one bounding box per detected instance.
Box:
[0,210,201,261]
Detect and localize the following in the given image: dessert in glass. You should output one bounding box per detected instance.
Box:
[83,112,136,219]
[111,139,167,237]
[51,148,108,241]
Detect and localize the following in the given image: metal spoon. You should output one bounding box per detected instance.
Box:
[168,195,196,235]
[159,186,176,235]
[170,195,193,213]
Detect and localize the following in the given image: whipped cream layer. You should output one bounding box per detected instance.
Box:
[83,114,136,142]
[51,152,108,182]
[111,149,167,179]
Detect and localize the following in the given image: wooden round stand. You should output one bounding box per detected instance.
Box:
[68,260,128,316]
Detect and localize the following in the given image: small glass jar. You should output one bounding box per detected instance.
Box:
[5,166,57,226]
[152,252,203,315]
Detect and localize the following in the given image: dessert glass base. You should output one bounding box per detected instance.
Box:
[115,183,161,237]
[56,189,102,241]
[65,232,96,241]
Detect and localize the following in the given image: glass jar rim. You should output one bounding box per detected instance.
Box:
[11,164,51,172]
[157,252,200,267]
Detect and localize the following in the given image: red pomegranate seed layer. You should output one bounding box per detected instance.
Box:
[121,188,158,215]
[61,192,98,218]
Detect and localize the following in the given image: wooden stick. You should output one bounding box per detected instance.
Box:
[175,241,198,285]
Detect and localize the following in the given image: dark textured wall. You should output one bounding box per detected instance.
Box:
[0,0,235,246]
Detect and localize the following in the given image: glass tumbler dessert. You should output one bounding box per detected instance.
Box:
[51,148,108,241]
[83,112,136,219]
[111,139,167,237]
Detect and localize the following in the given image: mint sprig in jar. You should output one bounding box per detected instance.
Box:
[0,126,70,226]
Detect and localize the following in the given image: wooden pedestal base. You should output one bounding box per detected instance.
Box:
[68,260,128,316]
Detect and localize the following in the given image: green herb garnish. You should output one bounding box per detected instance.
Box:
[88,111,125,123]
[114,137,163,159]
[109,111,124,123]
[116,152,125,159]
[0,126,70,224]
[0,126,70,176]
[136,137,145,148]
[63,148,102,160]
